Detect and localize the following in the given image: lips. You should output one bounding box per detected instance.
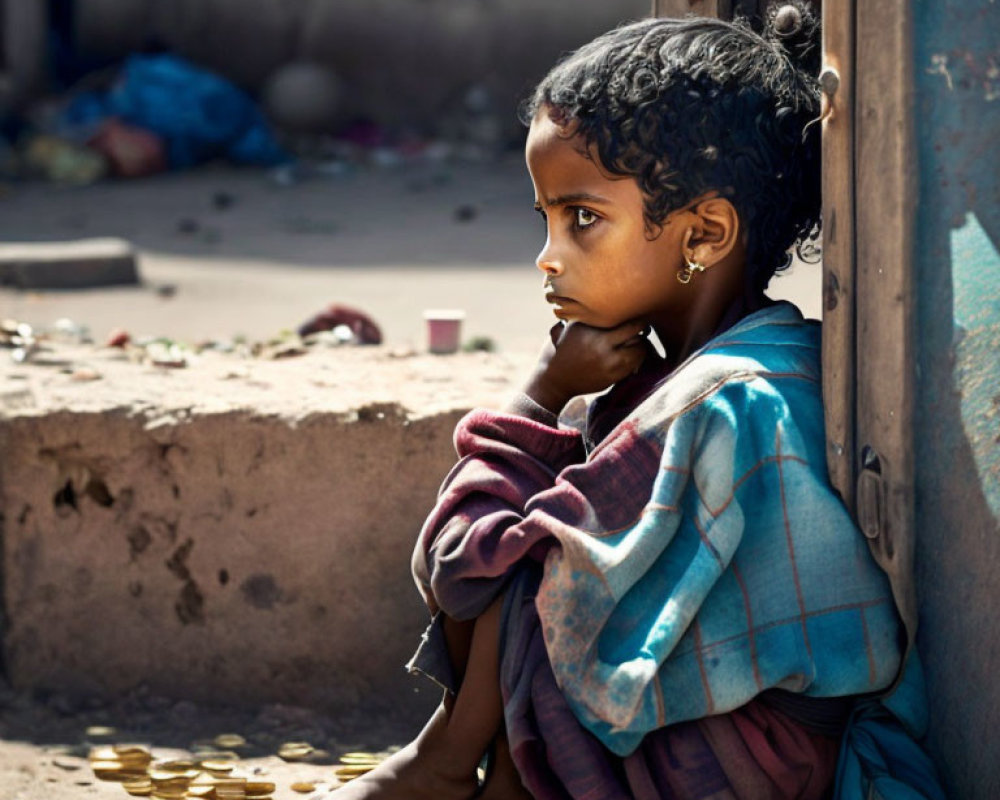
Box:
[543,283,574,305]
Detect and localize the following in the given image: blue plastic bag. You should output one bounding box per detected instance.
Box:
[63,55,288,169]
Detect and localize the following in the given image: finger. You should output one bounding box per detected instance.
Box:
[618,341,650,375]
[611,322,650,350]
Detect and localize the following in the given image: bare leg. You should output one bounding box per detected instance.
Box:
[333,598,507,799]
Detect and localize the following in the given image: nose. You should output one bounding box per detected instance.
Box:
[535,236,564,276]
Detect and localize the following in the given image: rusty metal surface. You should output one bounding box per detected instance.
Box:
[911,1,1000,796]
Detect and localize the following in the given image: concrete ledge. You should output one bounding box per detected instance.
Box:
[0,238,140,289]
[0,342,533,724]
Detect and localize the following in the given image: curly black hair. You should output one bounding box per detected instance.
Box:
[520,2,822,295]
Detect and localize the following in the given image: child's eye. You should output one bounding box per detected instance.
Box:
[574,208,599,229]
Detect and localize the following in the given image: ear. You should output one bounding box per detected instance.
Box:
[684,196,740,267]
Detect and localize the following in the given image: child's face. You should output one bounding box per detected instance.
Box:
[526,110,688,330]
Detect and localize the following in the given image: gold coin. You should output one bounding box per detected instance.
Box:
[335,765,376,779]
[123,779,154,797]
[245,780,276,794]
[149,768,196,783]
[214,733,247,749]
[153,760,198,774]
[336,764,375,773]
[88,747,118,762]
[339,752,381,765]
[197,751,241,764]
[90,760,128,778]
[188,786,215,798]
[290,782,316,793]
[114,745,152,757]
[200,759,237,773]
[151,790,187,800]
[277,742,314,761]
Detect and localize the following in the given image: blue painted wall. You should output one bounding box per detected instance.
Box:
[912,0,1000,794]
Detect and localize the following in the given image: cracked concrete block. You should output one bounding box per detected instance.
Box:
[0,345,534,722]
[0,405,459,721]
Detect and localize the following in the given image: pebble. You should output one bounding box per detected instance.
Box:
[54,755,87,770]
[70,368,102,382]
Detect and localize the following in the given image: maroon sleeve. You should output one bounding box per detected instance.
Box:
[411,407,586,619]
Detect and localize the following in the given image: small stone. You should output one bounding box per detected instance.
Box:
[106,328,131,348]
[54,755,87,770]
[70,367,102,382]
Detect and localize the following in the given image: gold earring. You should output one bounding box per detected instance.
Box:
[676,256,706,285]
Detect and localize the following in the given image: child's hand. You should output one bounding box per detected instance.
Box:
[524,320,651,414]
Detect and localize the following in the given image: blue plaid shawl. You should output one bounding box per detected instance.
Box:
[414,302,903,757]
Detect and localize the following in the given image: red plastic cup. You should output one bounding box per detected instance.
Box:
[423,309,466,354]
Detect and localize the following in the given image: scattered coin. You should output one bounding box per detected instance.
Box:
[115,746,154,763]
[334,765,376,782]
[291,782,316,794]
[150,768,199,783]
[151,789,186,799]
[278,742,314,762]
[213,734,247,750]
[246,780,276,797]
[152,759,199,774]
[123,777,153,796]
[195,751,241,764]
[338,752,381,765]
[200,759,237,774]
[214,778,249,799]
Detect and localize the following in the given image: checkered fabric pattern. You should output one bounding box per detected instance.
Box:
[413,303,902,757]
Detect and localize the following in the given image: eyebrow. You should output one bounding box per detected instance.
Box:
[533,191,611,210]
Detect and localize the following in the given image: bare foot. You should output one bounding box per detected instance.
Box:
[477,733,534,800]
[333,706,480,800]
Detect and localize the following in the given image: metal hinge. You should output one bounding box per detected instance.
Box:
[857,445,892,556]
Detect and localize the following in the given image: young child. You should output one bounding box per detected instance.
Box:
[338,4,904,798]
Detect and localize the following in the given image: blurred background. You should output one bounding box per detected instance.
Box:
[0,0,818,355]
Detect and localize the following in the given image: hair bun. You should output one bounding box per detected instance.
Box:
[763,1,821,76]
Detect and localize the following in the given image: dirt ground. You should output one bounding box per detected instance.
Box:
[0,157,822,800]
[0,674,432,800]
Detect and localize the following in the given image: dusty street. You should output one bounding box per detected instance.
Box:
[0,157,821,354]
